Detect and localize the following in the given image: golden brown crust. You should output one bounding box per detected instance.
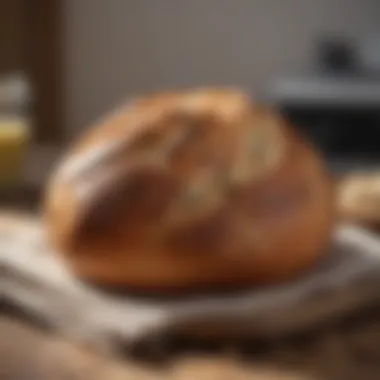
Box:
[44,88,335,293]
[338,172,380,227]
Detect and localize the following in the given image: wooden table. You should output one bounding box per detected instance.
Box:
[2,306,380,380]
[1,315,315,380]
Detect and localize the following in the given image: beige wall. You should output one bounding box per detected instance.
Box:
[64,0,380,137]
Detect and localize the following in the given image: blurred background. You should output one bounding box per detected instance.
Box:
[1,0,380,207]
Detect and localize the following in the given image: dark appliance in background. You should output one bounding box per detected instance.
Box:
[318,38,357,74]
[268,36,380,173]
[281,98,380,167]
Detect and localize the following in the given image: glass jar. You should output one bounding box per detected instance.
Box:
[0,72,31,187]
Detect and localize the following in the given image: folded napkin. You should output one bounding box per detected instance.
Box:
[2,213,380,353]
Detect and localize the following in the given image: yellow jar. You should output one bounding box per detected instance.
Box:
[0,116,30,186]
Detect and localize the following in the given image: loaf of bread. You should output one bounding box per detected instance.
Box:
[44,89,334,293]
[338,172,380,227]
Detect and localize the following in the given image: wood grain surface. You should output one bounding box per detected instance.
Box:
[2,309,380,380]
[0,316,309,380]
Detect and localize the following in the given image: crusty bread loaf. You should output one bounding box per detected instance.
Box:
[44,88,335,293]
[338,172,380,227]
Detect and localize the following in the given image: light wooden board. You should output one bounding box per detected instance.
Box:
[1,316,311,380]
[2,212,380,353]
